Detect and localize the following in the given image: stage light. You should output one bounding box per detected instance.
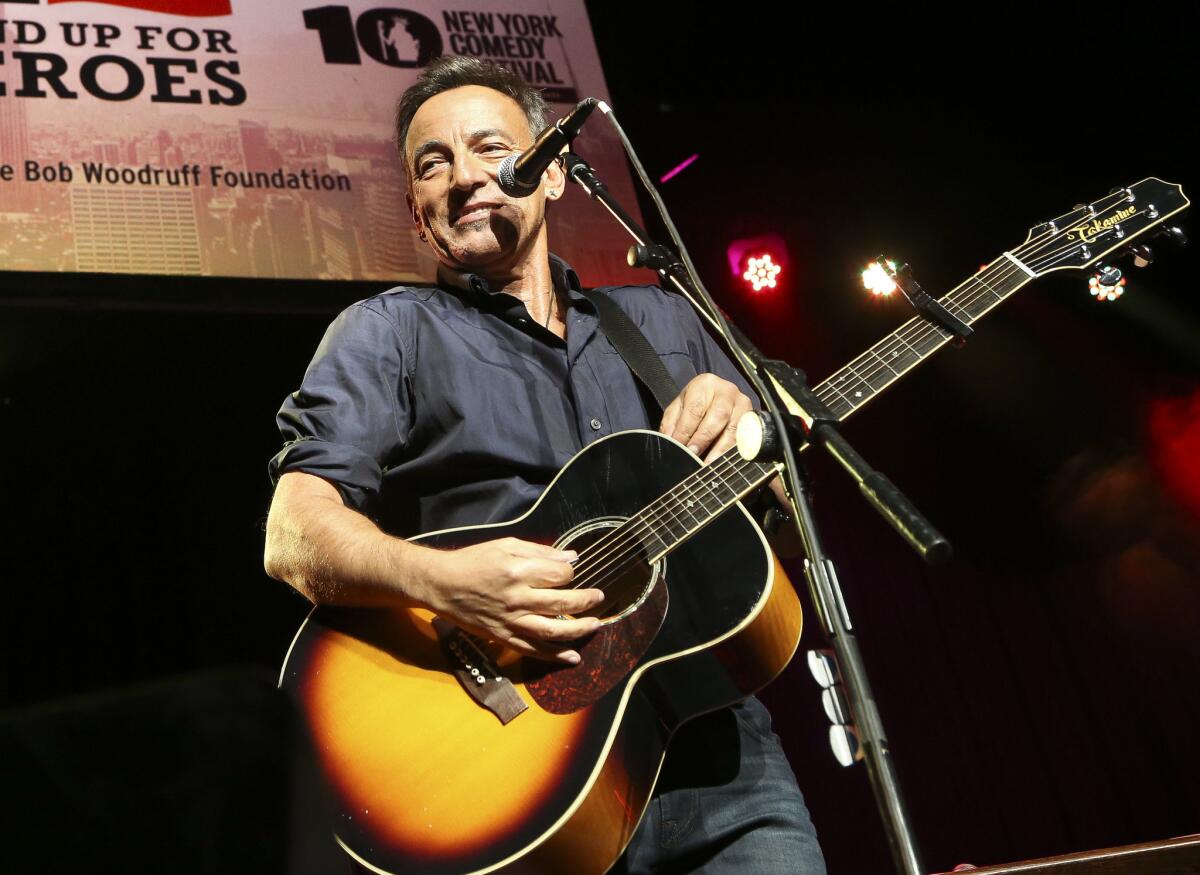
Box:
[862,260,897,296]
[743,253,782,292]
[727,233,789,295]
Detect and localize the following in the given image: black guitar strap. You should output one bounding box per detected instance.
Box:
[579,288,680,412]
[581,288,786,532]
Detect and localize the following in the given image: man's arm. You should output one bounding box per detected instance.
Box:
[264,471,605,663]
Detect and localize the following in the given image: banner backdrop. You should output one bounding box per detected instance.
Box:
[0,0,644,286]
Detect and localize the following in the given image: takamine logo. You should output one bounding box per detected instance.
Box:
[17,0,233,15]
[1067,205,1138,244]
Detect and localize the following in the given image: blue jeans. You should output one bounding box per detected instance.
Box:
[614,697,827,874]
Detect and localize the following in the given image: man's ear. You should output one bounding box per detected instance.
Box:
[406,191,427,240]
[543,154,566,201]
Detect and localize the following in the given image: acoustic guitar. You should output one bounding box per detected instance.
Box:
[280,178,1188,875]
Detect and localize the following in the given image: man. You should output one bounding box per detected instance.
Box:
[265,56,825,873]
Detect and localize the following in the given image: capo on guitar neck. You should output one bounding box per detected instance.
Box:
[875,256,974,345]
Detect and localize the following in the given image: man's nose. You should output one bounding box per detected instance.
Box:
[450,150,490,190]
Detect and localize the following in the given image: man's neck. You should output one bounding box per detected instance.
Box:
[438,240,561,329]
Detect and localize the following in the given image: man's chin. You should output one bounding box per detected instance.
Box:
[441,228,520,268]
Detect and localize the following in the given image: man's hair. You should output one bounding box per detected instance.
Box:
[393,55,548,173]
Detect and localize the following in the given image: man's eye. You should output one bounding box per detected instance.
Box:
[418,158,446,176]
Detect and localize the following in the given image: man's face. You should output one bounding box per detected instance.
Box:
[404,85,563,275]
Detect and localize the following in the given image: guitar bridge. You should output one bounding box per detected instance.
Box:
[432,618,528,725]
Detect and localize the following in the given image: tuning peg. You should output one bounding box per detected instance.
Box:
[1158,225,1188,247]
[1128,244,1154,267]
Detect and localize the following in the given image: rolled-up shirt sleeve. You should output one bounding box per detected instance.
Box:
[268,301,412,512]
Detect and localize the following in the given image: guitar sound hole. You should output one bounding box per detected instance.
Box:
[557,518,660,625]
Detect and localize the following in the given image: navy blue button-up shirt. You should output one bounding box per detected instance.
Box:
[269,256,755,537]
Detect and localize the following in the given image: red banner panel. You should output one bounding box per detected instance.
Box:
[48,0,233,16]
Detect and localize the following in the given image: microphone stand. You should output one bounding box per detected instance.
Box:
[562,150,933,875]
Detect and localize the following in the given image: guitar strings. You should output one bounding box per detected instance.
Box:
[568,450,770,594]
[563,192,1144,598]
[568,448,760,593]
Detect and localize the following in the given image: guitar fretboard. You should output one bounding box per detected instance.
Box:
[625,454,778,561]
[813,258,1032,420]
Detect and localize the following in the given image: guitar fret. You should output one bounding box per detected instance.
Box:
[875,333,922,375]
[671,490,704,529]
[638,457,778,557]
[869,347,901,376]
[948,283,985,322]
[859,351,897,391]
[833,363,874,407]
[973,273,1003,300]
[992,273,1025,299]
[641,524,670,557]
[822,375,857,409]
[943,296,974,323]
[817,389,853,420]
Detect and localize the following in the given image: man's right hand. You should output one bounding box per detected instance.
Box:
[416,537,605,664]
[265,472,603,665]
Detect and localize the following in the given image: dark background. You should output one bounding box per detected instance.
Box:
[2,3,1197,873]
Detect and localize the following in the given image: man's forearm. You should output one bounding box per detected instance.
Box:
[264,471,601,661]
[264,471,437,607]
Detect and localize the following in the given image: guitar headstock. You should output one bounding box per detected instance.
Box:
[1018,177,1189,275]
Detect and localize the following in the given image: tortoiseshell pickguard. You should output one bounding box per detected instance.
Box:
[525,574,668,714]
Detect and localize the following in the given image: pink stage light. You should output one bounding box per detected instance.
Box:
[727,233,789,295]
[743,253,782,292]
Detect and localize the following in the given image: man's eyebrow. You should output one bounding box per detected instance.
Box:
[467,127,515,143]
[410,138,446,169]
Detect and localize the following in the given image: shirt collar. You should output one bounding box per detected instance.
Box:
[439,254,586,312]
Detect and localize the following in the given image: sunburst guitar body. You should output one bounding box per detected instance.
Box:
[280,430,803,875]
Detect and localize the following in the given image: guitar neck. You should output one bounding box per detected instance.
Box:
[623,250,1036,561]
[813,250,1034,421]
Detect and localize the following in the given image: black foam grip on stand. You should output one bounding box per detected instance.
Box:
[861,472,953,565]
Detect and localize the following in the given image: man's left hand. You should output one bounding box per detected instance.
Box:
[659,373,754,463]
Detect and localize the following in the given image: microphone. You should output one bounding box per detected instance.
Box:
[498,97,600,197]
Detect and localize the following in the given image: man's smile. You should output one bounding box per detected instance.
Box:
[452,201,503,226]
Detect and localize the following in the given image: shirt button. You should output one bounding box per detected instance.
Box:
[589,418,602,431]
